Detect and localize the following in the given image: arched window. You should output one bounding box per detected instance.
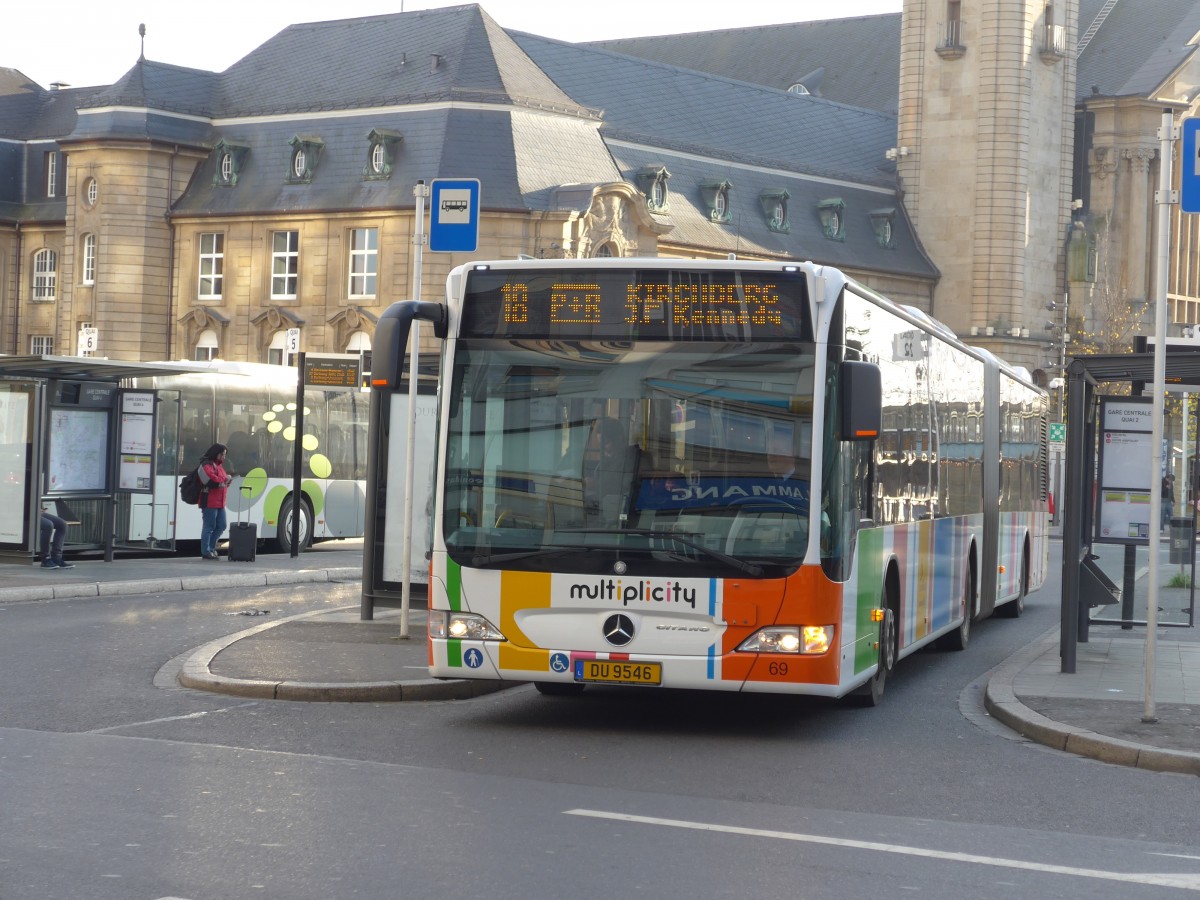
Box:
[267,330,291,366]
[195,328,218,361]
[33,249,57,300]
[347,331,372,382]
[594,242,616,258]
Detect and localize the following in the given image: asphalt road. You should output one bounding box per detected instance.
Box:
[1,551,1198,899]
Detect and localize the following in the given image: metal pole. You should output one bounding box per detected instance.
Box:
[291,351,305,559]
[1144,109,1176,723]
[399,181,427,640]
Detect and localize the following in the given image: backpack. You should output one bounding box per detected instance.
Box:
[179,468,205,505]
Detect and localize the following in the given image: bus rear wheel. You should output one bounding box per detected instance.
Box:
[939,570,972,650]
[996,547,1028,618]
[275,496,313,554]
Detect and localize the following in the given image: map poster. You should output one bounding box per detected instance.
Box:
[46,408,109,493]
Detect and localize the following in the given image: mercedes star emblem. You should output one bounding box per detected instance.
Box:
[602,613,635,647]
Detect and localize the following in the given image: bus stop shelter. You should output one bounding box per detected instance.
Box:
[0,355,210,563]
[1062,349,1200,672]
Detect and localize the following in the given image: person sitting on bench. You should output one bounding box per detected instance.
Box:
[39,510,75,569]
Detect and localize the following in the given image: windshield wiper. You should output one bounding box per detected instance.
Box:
[555,527,764,577]
[468,545,596,567]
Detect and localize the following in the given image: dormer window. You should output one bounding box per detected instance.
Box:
[211,139,250,187]
[635,166,671,213]
[287,135,324,184]
[759,189,790,233]
[818,198,846,241]
[700,179,733,224]
[869,208,897,248]
[363,128,403,180]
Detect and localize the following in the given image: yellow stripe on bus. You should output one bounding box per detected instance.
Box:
[498,569,553,672]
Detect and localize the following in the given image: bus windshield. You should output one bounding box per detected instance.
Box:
[442,339,818,577]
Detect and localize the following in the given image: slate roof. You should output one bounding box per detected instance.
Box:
[587,14,903,114]
[604,144,929,278]
[511,31,899,187]
[1076,0,1200,100]
[169,106,618,216]
[0,68,93,140]
[212,5,590,118]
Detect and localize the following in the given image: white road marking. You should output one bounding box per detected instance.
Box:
[86,702,258,733]
[565,809,1200,891]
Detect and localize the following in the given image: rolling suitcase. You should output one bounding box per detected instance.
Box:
[227,485,257,562]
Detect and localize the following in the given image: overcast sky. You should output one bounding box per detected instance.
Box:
[2,0,902,90]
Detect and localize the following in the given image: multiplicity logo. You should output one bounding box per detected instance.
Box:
[569,578,697,609]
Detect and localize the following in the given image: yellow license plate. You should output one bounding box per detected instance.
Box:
[574,659,662,685]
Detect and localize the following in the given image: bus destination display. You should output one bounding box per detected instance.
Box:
[460,268,811,341]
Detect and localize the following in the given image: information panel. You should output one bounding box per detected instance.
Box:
[1095,396,1154,544]
[303,355,360,390]
[117,391,155,492]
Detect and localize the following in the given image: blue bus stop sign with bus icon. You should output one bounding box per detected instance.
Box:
[429,178,481,252]
[1183,118,1200,214]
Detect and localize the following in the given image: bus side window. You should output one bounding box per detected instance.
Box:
[327,427,347,475]
[226,431,251,475]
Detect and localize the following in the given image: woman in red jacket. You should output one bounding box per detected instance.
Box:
[198,442,232,559]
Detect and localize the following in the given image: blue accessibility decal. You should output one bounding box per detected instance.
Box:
[550,652,570,674]
[463,648,484,669]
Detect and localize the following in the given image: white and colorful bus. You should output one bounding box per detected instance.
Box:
[372,259,1049,704]
[127,361,370,553]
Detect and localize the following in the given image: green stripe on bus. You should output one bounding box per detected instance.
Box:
[447,558,462,612]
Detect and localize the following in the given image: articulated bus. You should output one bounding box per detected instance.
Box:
[373,259,1049,704]
[127,361,369,553]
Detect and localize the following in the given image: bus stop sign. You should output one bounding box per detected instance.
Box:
[1183,118,1200,213]
[429,179,480,252]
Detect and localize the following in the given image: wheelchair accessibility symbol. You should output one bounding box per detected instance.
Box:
[464,648,484,669]
[549,653,570,674]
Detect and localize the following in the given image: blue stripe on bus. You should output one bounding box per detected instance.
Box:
[931,519,953,631]
[707,643,715,680]
[709,579,717,617]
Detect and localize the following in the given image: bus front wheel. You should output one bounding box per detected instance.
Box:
[852,599,895,707]
[275,496,313,554]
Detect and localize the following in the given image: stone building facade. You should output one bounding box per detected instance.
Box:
[6,1,1199,382]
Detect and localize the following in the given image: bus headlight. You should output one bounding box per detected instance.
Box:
[737,625,833,655]
[429,610,506,641]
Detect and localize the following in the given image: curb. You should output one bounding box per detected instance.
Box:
[0,566,364,604]
[984,636,1200,776]
[176,605,514,703]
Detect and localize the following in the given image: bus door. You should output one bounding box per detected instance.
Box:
[114,389,181,551]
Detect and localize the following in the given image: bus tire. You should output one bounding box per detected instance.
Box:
[275,496,313,554]
[534,681,585,697]
[939,567,972,650]
[851,596,895,707]
[996,545,1028,618]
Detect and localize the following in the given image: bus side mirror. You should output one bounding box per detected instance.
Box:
[371,300,447,390]
[839,360,881,441]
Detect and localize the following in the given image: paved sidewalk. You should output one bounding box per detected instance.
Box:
[984,628,1200,775]
[1,540,1197,772]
